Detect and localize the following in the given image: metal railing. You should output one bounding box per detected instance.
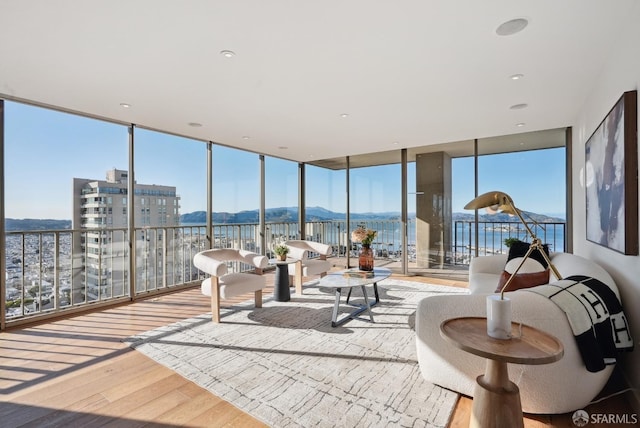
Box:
[3,219,565,324]
[453,220,566,264]
[3,226,210,325]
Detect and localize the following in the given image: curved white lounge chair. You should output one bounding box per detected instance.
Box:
[193,248,268,322]
[284,240,332,295]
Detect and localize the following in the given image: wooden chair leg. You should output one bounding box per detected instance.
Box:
[295,260,303,295]
[255,289,263,308]
[210,277,221,323]
[319,256,328,280]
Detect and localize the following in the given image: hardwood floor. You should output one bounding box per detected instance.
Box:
[0,270,632,427]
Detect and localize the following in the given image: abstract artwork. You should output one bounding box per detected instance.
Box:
[585,90,638,255]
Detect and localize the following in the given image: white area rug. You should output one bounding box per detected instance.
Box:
[125,279,467,427]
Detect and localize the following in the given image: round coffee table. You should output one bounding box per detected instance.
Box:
[319,267,391,327]
[440,317,563,428]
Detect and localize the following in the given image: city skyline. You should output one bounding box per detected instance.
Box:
[5,101,566,220]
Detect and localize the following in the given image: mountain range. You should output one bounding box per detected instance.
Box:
[180,206,563,224]
[5,207,563,231]
[180,206,405,224]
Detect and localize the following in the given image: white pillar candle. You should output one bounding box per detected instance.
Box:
[486,295,512,340]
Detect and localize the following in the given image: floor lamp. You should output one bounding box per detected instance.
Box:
[464,191,563,339]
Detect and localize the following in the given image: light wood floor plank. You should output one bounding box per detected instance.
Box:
[150,388,223,426]
[20,393,110,428]
[186,399,248,428]
[8,350,157,405]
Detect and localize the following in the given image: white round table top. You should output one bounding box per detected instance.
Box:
[319,267,391,288]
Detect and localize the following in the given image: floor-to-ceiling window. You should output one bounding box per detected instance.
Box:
[452,155,476,264]
[407,141,471,275]
[450,130,568,266]
[405,160,417,271]
[305,163,346,259]
[348,160,402,266]
[3,101,128,319]
[212,146,260,253]
[264,156,298,255]
[1,97,570,325]
[476,147,567,254]
[408,130,566,276]
[133,129,207,293]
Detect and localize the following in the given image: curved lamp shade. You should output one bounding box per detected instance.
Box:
[464,191,518,215]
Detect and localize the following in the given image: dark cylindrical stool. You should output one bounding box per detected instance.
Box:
[273,261,291,302]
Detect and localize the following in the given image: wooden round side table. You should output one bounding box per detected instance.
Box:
[440,317,564,428]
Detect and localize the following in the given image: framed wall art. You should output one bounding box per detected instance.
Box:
[585,90,638,255]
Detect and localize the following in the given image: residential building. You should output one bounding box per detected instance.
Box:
[72,169,180,300]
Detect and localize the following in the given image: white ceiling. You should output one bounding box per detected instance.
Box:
[0,1,637,163]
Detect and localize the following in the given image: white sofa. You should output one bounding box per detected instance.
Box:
[415,252,619,414]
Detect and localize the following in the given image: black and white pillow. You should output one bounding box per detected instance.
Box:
[496,240,550,293]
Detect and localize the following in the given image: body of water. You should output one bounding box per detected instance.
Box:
[181,219,566,263]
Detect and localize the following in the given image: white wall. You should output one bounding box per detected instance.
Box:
[572,5,640,407]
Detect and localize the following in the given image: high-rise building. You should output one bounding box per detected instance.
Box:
[72,169,181,301]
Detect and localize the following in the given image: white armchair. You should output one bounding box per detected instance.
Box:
[284,240,332,295]
[193,249,268,322]
[416,252,620,414]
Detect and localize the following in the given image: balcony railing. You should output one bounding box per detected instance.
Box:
[452,220,566,263]
[3,219,565,325]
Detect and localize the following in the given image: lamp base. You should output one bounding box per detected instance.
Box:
[486,295,512,340]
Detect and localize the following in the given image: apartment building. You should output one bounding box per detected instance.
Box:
[72,169,180,300]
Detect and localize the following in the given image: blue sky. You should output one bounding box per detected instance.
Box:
[4,101,565,219]
[452,148,566,216]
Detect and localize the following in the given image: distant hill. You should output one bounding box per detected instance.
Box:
[180,206,406,224]
[181,206,562,224]
[452,211,564,223]
[4,208,563,231]
[5,218,71,231]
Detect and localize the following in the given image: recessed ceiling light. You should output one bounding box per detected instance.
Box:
[120,103,131,108]
[496,18,529,36]
[188,122,202,127]
[220,50,235,58]
[516,122,526,127]
[393,142,399,145]
[510,73,524,80]
[278,146,288,150]
[510,103,528,110]
[340,113,349,118]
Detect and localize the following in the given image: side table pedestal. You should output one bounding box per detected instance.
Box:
[269,258,297,302]
[273,262,291,301]
[472,359,522,428]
